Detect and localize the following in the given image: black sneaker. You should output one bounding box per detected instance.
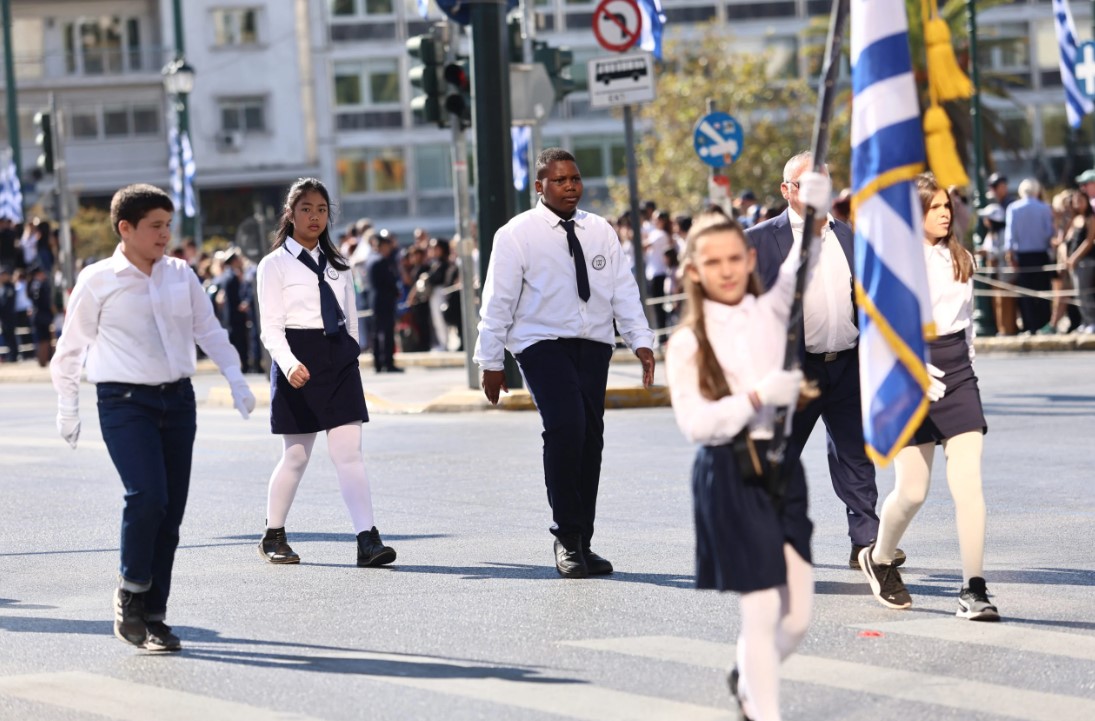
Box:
[113,588,148,647]
[859,544,912,609]
[957,577,1000,622]
[143,621,182,652]
[850,544,906,569]
[356,527,397,567]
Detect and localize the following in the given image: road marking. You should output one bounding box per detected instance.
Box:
[851,619,1095,661]
[0,671,326,721]
[562,635,1095,721]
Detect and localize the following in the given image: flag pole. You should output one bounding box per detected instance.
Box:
[766,0,850,501]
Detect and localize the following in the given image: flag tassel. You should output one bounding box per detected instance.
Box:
[923,105,969,187]
[924,14,972,102]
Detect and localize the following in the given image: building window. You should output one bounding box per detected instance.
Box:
[333,59,400,107]
[219,98,267,133]
[213,8,260,47]
[337,148,407,193]
[103,106,131,137]
[65,104,159,141]
[415,145,453,191]
[69,109,100,139]
[329,0,395,17]
[572,136,627,179]
[64,16,144,75]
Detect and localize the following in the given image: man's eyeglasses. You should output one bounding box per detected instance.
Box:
[783,180,800,188]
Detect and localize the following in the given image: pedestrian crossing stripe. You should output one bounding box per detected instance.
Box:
[561,635,1095,721]
[850,618,1095,661]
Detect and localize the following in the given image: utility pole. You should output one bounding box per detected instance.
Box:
[48,94,74,294]
[2,0,21,179]
[470,0,521,389]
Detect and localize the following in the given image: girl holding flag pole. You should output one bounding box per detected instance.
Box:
[858,173,998,622]
[666,173,830,721]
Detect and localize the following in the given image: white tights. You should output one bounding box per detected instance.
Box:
[265,422,376,534]
[735,544,814,721]
[872,431,985,582]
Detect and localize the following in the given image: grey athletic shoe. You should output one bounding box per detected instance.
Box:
[113,588,148,647]
[859,544,912,610]
[957,577,1000,621]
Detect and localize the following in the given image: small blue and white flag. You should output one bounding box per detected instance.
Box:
[180,130,196,218]
[1053,0,1094,128]
[851,0,935,465]
[511,126,531,192]
[416,0,430,20]
[168,125,182,214]
[637,0,666,61]
[0,153,23,223]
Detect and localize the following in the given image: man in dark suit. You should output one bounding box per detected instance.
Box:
[216,249,252,373]
[746,151,902,570]
[367,230,402,373]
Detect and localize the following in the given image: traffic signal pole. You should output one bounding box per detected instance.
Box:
[2,0,21,180]
[470,0,521,390]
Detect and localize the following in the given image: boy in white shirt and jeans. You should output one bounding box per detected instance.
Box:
[51,184,255,651]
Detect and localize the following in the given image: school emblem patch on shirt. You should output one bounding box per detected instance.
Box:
[326,268,339,280]
[592,255,606,270]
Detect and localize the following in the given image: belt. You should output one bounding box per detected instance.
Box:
[805,347,855,363]
[98,379,189,391]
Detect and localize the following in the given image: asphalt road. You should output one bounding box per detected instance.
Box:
[0,353,1092,721]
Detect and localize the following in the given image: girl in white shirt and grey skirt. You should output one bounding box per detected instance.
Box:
[255,178,396,568]
[858,172,998,622]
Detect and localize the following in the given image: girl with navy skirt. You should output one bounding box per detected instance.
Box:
[255,178,396,568]
[858,173,997,621]
[667,173,830,721]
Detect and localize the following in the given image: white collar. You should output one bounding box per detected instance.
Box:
[534,199,587,230]
[285,237,321,258]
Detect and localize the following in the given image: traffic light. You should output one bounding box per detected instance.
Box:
[407,33,447,128]
[443,58,472,129]
[34,111,55,174]
[533,41,575,101]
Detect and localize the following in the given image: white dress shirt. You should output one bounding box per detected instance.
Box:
[924,241,975,358]
[474,201,654,371]
[256,237,359,378]
[644,228,670,279]
[667,244,800,445]
[789,209,858,354]
[50,246,243,406]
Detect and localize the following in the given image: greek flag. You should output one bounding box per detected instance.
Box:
[0,153,22,223]
[851,0,935,465]
[416,0,429,20]
[168,125,196,218]
[1053,0,1093,128]
[637,0,666,61]
[511,126,530,192]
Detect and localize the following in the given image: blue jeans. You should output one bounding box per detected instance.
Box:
[97,379,197,618]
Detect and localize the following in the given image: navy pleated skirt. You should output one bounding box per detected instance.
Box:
[692,441,813,593]
[270,328,369,434]
[911,331,987,445]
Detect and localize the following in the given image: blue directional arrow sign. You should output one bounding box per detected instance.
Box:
[693,112,743,168]
[1075,41,1095,100]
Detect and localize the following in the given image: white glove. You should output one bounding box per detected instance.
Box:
[926,363,946,402]
[223,366,256,420]
[755,368,804,407]
[56,401,80,449]
[230,379,256,420]
[797,171,833,218]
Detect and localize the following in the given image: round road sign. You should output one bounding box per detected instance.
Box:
[592,0,643,53]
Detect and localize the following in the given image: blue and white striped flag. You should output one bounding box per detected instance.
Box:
[180,130,196,218]
[511,126,530,192]
[168,125,182,214]
[851,0,935,466]
[1053,0,1093,128]
[0,153,22,223]
[637,0,666,61]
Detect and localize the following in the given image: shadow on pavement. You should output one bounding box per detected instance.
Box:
[0,540,255,558]
[218,532,452,543]
[359,562,694,588]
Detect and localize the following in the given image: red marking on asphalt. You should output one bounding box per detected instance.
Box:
[857,630,884,638]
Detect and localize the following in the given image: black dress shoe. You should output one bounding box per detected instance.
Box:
[850,544,905,569]
[357,526,397,567]
[385,366,405,373]
[726,666,754,721]
[259,527,300,564]
[553,535,588,578]
[584,548,613,575]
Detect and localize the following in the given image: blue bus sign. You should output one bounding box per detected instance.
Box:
[693,112,743,168]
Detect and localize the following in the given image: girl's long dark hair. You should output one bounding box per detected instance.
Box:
[272,177,348,271]
[916,172,972,283]
[679,218,763,401]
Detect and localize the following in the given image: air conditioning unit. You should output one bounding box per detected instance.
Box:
[215,130,244,152]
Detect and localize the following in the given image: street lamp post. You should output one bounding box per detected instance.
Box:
[162,57,195,244]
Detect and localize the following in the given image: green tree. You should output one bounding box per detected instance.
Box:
[610,25,850,216]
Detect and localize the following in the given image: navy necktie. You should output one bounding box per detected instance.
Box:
[560,219,590,302]
[292,247,345,335]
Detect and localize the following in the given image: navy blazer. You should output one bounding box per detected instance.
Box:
[745,210,857,356]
